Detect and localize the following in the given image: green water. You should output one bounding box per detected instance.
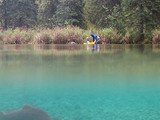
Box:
[0,45,160,120]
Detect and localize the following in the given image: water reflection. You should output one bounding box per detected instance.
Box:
[91,44,99,53]
[0,44,159,51]
[86,44,99,53]
[0,44,160,57]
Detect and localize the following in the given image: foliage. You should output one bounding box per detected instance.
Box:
[37,0,59,28]
[83,0,106,28]
[55,0,84,28]
[104,0,160,42]
[83,0,121,28]
[121,0,160,42]
[0,0,38,29]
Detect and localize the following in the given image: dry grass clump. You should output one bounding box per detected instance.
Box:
[11,33,23,44]
[0,28,34,44]
[152,30,160,44]
[66,27,84,44]
[100,28,123,44]
[52,28,68,44]
[0,30,11,44]
[33,32,52,44]
[20,30,34,44]
[53,26,85,44]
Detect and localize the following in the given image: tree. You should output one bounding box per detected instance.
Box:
[84,0,121,28]
[55,0,84,27]
[0,0,14,29]
[37,0,59,28]
[0,0,38,29]
[121,0,160,42]
[12,0,38,28]
[104,0,160,42]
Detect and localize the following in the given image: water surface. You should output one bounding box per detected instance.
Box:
[0,44,160,120]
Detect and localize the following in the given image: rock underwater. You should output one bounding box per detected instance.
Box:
[0,105,56,120]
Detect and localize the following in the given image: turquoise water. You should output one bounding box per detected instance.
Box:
[0,45,160,120]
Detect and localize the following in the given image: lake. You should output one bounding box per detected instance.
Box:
[0,44,160,120]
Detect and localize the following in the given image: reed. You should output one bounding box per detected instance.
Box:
[34,31,52,44]
[53,26,86,44]
[0,26,158,44]
[152,29,160,44]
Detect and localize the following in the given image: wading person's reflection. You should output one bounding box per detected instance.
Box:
[86,44,99,52]
[91,44,99,52]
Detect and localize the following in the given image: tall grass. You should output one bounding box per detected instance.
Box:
[152,29,160,44]
[0,28,34,44]
[0,26,158,44]
[52,26,85,44]
[33,29,52,44]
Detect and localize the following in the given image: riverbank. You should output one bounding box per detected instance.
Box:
[0,26,159,44]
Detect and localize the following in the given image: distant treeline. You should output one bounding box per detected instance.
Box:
[0,0,160,43]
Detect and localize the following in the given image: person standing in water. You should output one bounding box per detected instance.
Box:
[90,34,100,44]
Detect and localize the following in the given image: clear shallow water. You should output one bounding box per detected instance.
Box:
[0,45,160,120]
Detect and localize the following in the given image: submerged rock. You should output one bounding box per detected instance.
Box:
[0,105,56,120]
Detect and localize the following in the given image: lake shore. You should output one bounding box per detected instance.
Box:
[0,26,159,45]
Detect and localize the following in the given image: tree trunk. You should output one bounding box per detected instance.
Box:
[4,18,7,30]
[4,0,8,30]
[19,17,22,27]
[139,3,144,43]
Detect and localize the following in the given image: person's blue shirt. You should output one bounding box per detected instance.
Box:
[90,34,98,42]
